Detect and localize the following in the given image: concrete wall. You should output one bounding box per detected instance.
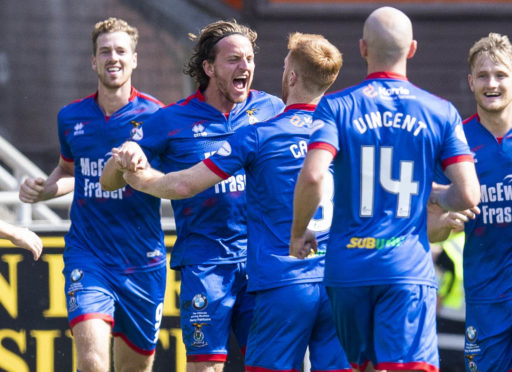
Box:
[0,0,187,174]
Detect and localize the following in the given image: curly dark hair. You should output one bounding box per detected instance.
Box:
[184,20,258,90]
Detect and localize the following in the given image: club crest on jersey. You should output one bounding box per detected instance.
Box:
[216,141,232,157]
[70,268,84,282]
[130,120,144,140]
[192,294,208,310]
[73,122,85,136]
[191,323,208,347]
[246,108,259,124]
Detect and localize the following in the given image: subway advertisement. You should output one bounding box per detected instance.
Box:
[0,232,243,372]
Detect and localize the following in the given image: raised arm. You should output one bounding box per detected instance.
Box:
[19,157,74,203]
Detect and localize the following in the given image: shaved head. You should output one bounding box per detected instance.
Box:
[363,7,414,65]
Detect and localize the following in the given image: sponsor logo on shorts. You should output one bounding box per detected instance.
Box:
[191,323,208,347]
[465,355,479,372]
[468,360,478,372]
[464,327,481,357]
[70,269,83,282]
[465,326,477,343]
[68,295,79,312]
[192,294,208,311]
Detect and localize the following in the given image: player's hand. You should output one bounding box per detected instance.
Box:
[290,229,318,259]
[111,141,148,172]
[9,226,43,260]
[19,177,46,203]
[122,166,163,193]
[123,168,148,191]
[442,206,480,232]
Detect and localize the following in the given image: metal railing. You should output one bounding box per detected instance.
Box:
[0,135,174,232]
[0,135,72,231]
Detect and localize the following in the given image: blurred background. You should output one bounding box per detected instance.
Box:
[2,0,512,175]
[1,0,512,370]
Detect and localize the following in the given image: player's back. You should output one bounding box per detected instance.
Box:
[207,104,328,292]
[312,73,470,287]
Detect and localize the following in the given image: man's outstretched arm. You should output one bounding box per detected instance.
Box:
[123,161,223,200]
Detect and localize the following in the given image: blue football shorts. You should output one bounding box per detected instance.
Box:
[327,284,439,372]
[245,283,351,371]
[179,262,254,362]
[64,263,166,355]
[464,300,512,372]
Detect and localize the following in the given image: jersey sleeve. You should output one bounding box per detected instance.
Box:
[309,96,340,153]
[268,95,286,116]
[57,109,73,161]
[433,163,450,185]
[206,125,258,177]
[438,104,473,169]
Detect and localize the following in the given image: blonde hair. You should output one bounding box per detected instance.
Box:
[468,32,512,71]
[287,32,342,93]
[91,17,139,55]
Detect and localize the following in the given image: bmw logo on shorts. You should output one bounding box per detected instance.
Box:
[192,294,208,311]
[466,326,477,343]
[70,268,84,283]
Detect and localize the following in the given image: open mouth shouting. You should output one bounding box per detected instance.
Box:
[233,75,249,93]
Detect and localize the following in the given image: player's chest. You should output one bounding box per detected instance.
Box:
[65,120,136,157]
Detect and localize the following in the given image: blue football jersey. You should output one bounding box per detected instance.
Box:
[311,72,473,288]
[136,89,284,269]
[58,88,166,273]
[204,104,331,292]
[461,114,512,303]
